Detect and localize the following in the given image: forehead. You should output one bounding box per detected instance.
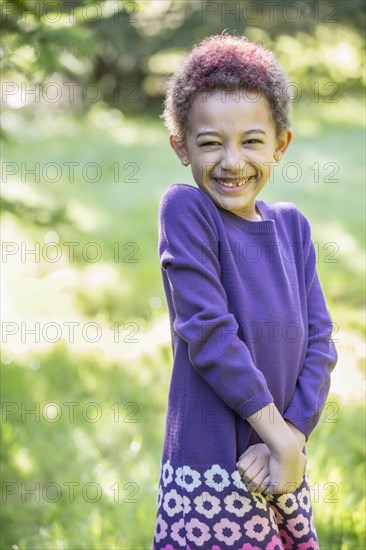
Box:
[188,89,274,134]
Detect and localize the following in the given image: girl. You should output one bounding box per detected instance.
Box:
[152,33,337,550]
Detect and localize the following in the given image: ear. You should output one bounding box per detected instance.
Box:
[170,135,190,166]
[273,129,293,161]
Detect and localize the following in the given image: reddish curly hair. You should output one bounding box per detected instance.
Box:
[161,33,292,144]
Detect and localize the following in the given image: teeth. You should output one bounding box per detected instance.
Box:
[216,178,250,187]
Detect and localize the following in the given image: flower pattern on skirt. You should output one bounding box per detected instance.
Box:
[152,462,319,550]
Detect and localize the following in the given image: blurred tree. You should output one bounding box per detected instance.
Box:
[1,0,365,122]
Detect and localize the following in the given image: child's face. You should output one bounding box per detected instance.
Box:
[170,89,292,221]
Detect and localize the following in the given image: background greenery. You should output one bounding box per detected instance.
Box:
[1,1,365,548]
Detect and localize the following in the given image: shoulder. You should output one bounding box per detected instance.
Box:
[261,200,311,234]
[159,183,215,213]
[261,201,313,254]
[159,184,220,235]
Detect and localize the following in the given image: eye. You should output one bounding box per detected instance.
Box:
[199,141,221,147]
[244,139,262,144]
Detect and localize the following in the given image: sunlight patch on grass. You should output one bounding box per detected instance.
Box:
[1,218,169,364]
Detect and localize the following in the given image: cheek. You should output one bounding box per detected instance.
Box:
[193,157,214,178]
[191,162,205,182]
[251,149,274,169]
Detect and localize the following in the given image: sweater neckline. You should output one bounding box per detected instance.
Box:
[216,200,275,234]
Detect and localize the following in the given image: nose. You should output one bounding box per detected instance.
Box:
[220,149,248,178]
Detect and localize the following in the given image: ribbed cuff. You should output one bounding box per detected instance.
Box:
[235,389,274,420]
[283,403,315,441]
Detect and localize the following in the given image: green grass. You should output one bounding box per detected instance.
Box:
[2,105,364,331]
[307,399,366,549]
[1,343,169,549]
[1,109,365,548]
[1,346,365,549]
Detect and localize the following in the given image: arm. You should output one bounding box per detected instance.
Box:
[286,420,306,450]
[283,212,338,440]
[159,186,273,419]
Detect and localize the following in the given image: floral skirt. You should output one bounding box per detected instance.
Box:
[152,461,319,550]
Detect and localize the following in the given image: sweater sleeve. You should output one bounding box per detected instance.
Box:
[159,186,274,419]
[283,210,338,439]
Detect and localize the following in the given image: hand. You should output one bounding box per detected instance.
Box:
[236,443,271,493]
[264,446,307,495]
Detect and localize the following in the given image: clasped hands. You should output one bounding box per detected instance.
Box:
[236,442,307,495]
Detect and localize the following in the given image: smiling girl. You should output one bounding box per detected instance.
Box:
[152,33,337,550]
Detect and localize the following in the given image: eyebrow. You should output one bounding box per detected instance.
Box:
[196,129,266,138]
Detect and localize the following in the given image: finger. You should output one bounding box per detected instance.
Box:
[241,462,265,485]
[240,454,269,479]
[237,453,256,476]
[252,474,271,494]
[237,443,267,464]
[238,446,258,460]
[246,469,270,493]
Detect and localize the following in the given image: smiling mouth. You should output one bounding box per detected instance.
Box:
[214,176,257,188]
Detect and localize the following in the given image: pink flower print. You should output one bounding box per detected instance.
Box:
[279,529,294,550]
[277,493,299,514]
[186,518,211,546]
[298,537,319,549]
[204,464,231,492]
[154,513,168,543]
[244,514,271,542]
[170,518,185,546]
[266,534,284,550]
[162,460,174,487]
[298,487,311,513]
[163,488,183,517]
[239,544,262,550]
[224,492,252,517]
[213,518,242,545]
[160,545,175,550]
[287,513,310,538]
[194,491,221,519]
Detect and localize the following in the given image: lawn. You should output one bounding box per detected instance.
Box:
[1,106,365,549]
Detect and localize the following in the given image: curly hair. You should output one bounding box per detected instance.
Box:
[161,33,292,144]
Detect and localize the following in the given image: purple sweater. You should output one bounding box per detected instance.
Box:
[158,183,337,467]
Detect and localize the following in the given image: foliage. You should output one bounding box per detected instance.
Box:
[1,0,365,119]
